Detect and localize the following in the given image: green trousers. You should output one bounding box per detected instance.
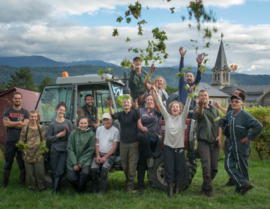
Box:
[120,142,139,190]
[24,161,46,191]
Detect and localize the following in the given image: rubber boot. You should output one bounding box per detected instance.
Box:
[99,180,107,195]
[52,177,60,194]
[167,182,174,197]
[51,173,55,188]
[91,169,99,193]
[99,168,108,195]
[2,170,11,188]
[20,169,26,187]
[223,177,235,187]
[174,181,182,195]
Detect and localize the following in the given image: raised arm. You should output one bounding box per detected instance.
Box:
[194,54,204,85]
[105,99,114,115]
[182,95,192,120]
[178,47,186,86]
[152,85,169,120]
[143,64,155,92]
[213,101,227,114]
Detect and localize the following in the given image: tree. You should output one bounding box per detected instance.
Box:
[39,77,54,92]
[6,67,36,91]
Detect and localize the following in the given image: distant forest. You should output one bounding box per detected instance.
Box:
[0,65,270,88]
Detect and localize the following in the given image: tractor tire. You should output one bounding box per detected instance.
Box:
[148,154,197,191]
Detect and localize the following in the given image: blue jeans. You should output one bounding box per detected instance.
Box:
[50,149,67,178]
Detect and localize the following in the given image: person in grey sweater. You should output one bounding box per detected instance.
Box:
[152,85,191,197]
[219,95,263,195]
[47,101,73,194]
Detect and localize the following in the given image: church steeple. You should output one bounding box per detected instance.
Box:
[211,40,231,90]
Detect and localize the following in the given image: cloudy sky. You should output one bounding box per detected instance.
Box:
[0,0,269,74]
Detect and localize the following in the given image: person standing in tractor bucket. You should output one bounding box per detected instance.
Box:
[213,88,247,187]
[78,94,100,133]
[218,95,262,195]
[2,92,29,188]
[66,116,95,194]
[129,57,148,108]
[19,110,47,192]
[91,113,120,195]
[193,90,221,198]
[152,85,191,197]
[106,95,140,193]
[47,101,73,194]
[178,47,204,118]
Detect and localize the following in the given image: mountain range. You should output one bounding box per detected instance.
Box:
[0,56,269,88]
[0,56,116,67]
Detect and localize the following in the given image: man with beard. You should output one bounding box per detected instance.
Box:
[193,90,221,197]
[178,47,204,117]
[2,92,29,188]
[78,94,100,132]
[129,57,148,108]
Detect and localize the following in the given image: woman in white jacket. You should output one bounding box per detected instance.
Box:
[151,85,191,197]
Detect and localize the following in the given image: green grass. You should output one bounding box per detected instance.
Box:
[0,152,270,209]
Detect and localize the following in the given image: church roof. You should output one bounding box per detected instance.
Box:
[212,40,230,71]
[221,85,270,94]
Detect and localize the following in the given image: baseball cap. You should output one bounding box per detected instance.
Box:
[102,113,112,120]
[133,57,141,62]
[231,95,242,101]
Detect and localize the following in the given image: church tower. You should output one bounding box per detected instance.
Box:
[211,40,231,90]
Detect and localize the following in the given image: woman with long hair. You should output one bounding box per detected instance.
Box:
[152,85,191,197]
[47,101,73,194]
[19,110,47,191]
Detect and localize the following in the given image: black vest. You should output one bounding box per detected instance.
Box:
[81,105,98,126]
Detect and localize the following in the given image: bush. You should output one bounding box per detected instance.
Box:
[246,106,270,160]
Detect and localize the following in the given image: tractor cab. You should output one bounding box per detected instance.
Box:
[35,73,124,126]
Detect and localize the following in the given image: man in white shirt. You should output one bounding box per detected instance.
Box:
[91,113,120,195]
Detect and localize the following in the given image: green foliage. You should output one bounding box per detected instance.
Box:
[166,85,177,95]
[125,37,131,42]
[185,84,190,90]
[16,141,29,152]
[120,58,131,69]
[7,67,36,91]
[36,141,49,155]
[170,7,175,14]
[177,68,185,79]
[246,106,270,160]
[39,77,54,92]
[116,94,130,105]
[112,28,119,36]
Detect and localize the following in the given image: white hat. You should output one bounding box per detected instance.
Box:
[102,113,112,120]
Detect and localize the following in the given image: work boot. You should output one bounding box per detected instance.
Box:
[91,169,99,193]
[52,177,60,194]
[137,187,144,195]
[2,170,11,188]
[99,180,107,195]
[174,181,182,195]
[205,191,214,198]
[167,182,174,197]
[222,178,235,187]
[51,173,55,188]
[147,157,154,168]
[241,183,254,195]
[20,169,26,187]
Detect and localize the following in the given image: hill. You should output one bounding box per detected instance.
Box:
[0,65,270,88]
[0,56,116,67]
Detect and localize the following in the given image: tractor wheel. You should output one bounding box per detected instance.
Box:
[148,154,197,191]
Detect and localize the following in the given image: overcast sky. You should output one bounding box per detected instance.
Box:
[0,0,269,74]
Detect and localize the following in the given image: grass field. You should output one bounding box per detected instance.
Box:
[0,152,269,209]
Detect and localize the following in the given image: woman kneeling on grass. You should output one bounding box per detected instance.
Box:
[152,85,191,197]
[66,116,95,193]
[106,95,140,193]
[19,110,47,192]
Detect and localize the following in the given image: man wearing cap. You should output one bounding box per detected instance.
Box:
[213,88,247,187]
[91,113,120,195]
[218,95,262,195]
[129,57,148,108]
[78,94,100,132]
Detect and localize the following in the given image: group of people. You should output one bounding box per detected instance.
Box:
[1,47,263,198]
